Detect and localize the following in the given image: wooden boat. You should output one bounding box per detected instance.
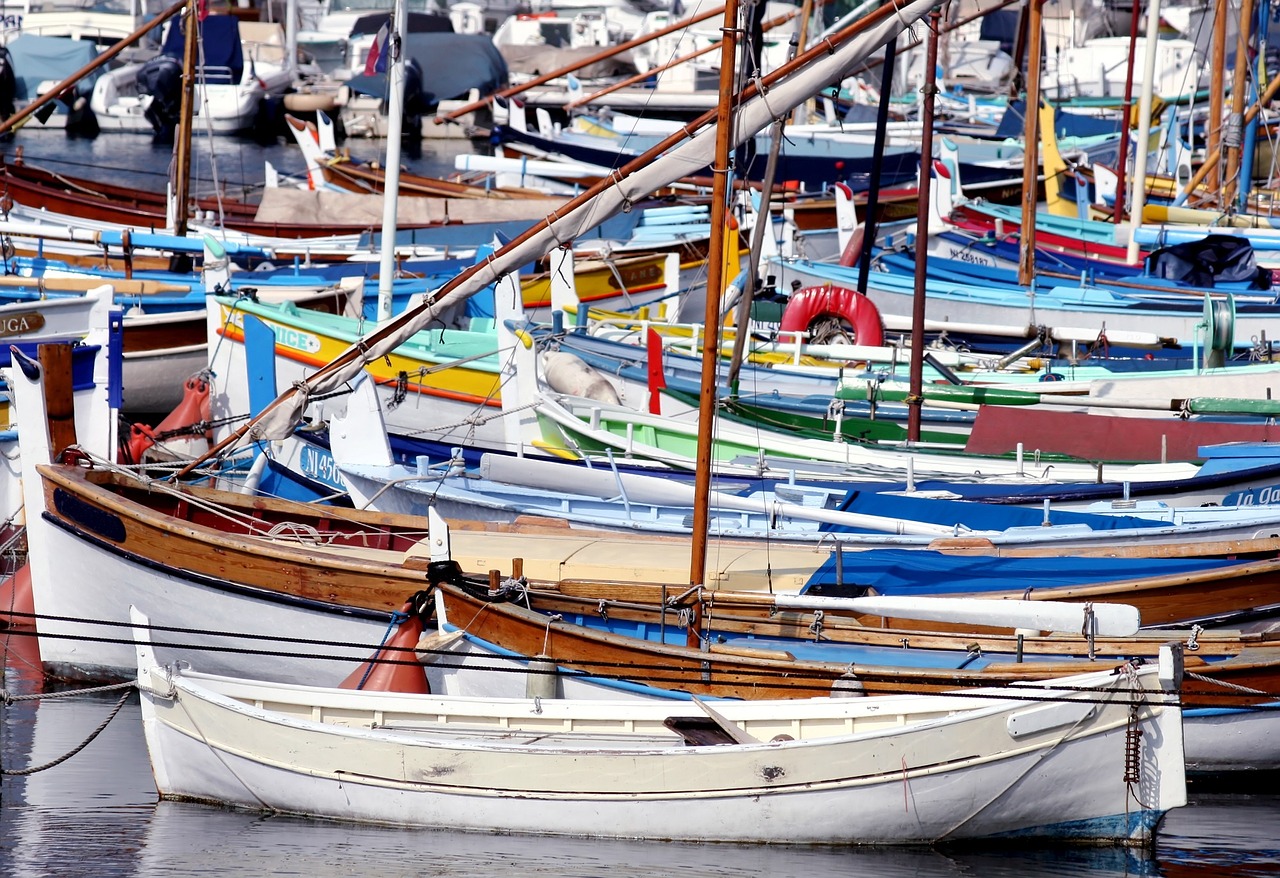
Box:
[419,563,1280,775]
[131,611,1187,845]
[422,564,1277,706]
[14,354,1280,685]
[0,152,565,241]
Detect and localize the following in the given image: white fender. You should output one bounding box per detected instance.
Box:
[565,72,583,107]
[540,350,621,404]
[930,136,963,232]
[507,97,528,132]
[535,107,556,139]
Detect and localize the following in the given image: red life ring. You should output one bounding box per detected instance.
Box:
[779,285,885,347]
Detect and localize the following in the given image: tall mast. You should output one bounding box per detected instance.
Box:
[1206,0,1228,199]
[1126,0,1163,264]
[688,0,740,645]
[377,0,407,322]
[172,0,199,238]
[1223,0,1256,207]
[1016,0,1043,286]
[907,6,941,443]
[1111,0,1142,222]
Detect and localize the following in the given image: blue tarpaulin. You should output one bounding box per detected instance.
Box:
[7,34,100,100]
[344,32,508,107]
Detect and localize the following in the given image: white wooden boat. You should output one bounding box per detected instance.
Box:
[132,609,1186,845]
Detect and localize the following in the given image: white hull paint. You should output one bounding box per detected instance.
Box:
[24,512,390,682]
[137,646,1185,845]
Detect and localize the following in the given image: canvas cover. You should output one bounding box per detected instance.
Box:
[1147,233,1272,290]
[344,32,508,107]
[6,34,99,100]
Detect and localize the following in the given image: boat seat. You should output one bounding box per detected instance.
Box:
[663,716,740,747]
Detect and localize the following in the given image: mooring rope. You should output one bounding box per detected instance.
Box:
[1,683,137,776]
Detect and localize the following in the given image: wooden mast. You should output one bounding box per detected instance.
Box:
[688,0,740,648]
[1016,0,1044,286]
[171,0,199,239]
[1223,0,1256,207]
[1125,0,1164,264]
[907,6,941,443]
[1206,0,1228,199]
[1111,0,1142,222]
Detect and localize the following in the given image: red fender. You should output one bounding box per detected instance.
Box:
[780,285,884,347]
[0,562,33,628]
[836,222,866,267]
[340,600,431,693]
[126,376,213,463]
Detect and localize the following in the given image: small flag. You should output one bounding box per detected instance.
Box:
[364,21,390,76]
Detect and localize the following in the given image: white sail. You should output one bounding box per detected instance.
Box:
[239,0,936,445]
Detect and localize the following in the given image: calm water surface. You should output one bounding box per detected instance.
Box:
[3,637,1280,878]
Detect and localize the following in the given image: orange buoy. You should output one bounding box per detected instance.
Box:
[339,600,431,693]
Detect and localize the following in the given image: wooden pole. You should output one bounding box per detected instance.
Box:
[1016,0,1043,286]
[39,343,77,462]
[908,6,941,444]
[171,1,198,239]
[1224,0,1256,206]
[0,0,185,137]
[688,0,739,648]
[1126,0,1163,264]
[1206,0,1228,198]
[436,5,726,123]
[1111,0,1142,222]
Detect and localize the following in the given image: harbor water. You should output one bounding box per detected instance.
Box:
[0,126,490,207]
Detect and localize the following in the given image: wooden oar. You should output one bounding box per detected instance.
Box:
[0,276,193,295]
